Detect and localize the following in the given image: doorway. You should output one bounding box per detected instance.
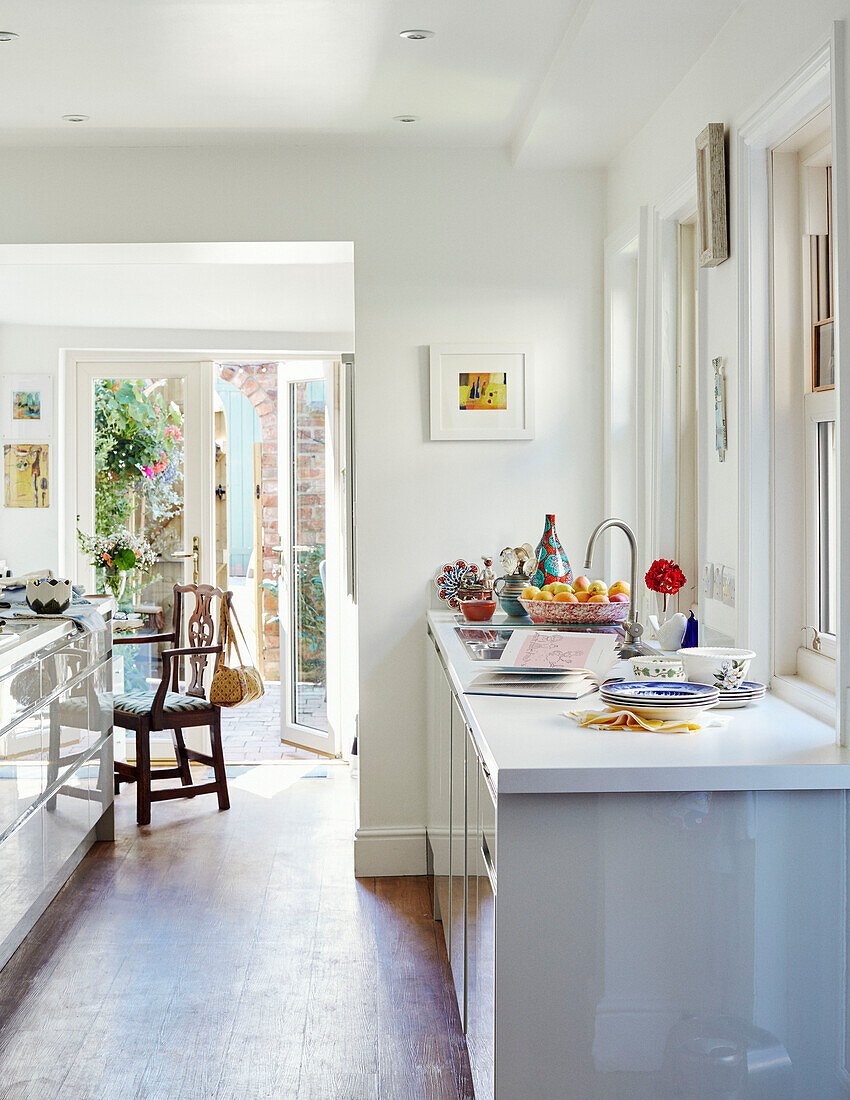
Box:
[67,352,350,766]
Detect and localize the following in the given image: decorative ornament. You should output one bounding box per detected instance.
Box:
[435,560,479,610]
[531,515,572,588]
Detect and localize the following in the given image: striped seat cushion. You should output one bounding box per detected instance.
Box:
[114,690,210,717]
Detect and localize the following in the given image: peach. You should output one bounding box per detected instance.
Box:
[609,592,630,603]
[554,591,578,603]
[572,575,591,592]
[575,591,591,603]
[588,594,609,603]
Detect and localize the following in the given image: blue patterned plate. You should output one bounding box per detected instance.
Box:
[601,680,719,702]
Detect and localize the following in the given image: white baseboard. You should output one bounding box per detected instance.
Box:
[353,825,427,877]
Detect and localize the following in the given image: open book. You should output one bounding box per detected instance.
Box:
[464,631,618,699]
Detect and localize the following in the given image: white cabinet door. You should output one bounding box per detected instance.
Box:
[427,637,452,937]
[467,742,496,1100]
[449,691,467,1027]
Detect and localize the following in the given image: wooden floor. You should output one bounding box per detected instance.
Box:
[0,767,473,1100]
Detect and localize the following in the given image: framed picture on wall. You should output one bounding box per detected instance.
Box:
[695,122,729,268]
[429,345,534,440]
[3,443,49,508]
[1,374,53,440]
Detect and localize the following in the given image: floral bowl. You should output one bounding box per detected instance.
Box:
[518,598,630,625]
[628,656,685,681]
[676,647,756,690]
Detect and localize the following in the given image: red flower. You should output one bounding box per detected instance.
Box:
[645,558,686,595]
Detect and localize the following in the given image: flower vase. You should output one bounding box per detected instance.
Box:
[103,570,127,603]
[531,514,572,588]
[654,591,674,625]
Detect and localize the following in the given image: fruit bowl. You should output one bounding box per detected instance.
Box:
[518,598,630,625]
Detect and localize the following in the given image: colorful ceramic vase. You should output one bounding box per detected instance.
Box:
[531,514,572,588]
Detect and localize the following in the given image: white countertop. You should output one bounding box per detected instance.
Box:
[428,610,850,795]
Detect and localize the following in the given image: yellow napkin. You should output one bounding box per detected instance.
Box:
[566,708,702,735]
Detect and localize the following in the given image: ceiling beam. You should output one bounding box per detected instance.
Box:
[508,0,597,165]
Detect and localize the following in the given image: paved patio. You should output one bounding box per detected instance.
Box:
[219,683,328,762]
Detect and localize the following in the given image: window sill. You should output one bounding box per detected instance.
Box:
[771,674,836,726]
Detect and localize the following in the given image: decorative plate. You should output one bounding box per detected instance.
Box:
[518,598,629,625]
[435,560,479,610]
[601,680,719,702]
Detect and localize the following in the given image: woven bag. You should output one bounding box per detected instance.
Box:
[210,598,265,708]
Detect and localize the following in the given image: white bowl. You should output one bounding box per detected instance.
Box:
[676,647,756,690]
[628,656,685,681]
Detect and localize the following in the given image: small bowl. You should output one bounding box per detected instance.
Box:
[460,598,497,623]
[628,656,685,681]
[677,647,756,690]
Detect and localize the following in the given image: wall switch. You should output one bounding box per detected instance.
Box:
[713,566,725,602]
[721,567,736,608]
[702,562,715,599]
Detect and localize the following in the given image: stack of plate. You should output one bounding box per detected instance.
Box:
[599,680,720,721]
[715,680,766,709]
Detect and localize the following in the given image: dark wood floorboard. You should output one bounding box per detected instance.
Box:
[0,768,473,1100]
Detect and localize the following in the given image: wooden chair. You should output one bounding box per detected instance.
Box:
[113,583,231,826]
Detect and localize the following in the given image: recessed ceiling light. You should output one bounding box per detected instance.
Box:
[62,114,90,123]
[399,29,434,40]
[0,31,19,42]
[394,115,420,123]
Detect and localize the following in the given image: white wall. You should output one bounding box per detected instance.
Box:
[0,146,605,873]
[0,320,347,575]
[606,0,844,644]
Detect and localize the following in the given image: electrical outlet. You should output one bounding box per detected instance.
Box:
[702,562,715,599]
[713,566,725,602]
[721,567,736,608]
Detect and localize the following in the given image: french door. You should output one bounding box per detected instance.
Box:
[72,359,215,595]
[276,361,343,757]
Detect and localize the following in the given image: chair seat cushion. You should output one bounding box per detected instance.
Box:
[114,690,211,717]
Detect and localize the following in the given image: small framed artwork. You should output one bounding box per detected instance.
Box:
[4,443,50,508]
[695,122,728,268]
[1,374,52,439]
[813,318,835,391]
[429,345,534,440]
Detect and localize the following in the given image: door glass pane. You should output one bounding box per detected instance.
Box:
[817,419,836,636]
[291,380,327,731]
[88,377,185,692]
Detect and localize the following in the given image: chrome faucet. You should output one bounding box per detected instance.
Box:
[583,518,651,658]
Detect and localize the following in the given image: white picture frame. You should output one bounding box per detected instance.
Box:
[429,344,534,441]
[1,374,53,440]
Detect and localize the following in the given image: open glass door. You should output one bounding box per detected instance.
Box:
[74,360,215,598]
[277,361,341,757]
[73,360,215,760]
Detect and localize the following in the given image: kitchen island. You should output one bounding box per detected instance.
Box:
[0,613,113,970]
[426,610,850,1099]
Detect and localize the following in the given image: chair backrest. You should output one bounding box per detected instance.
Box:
[171,583,228,697]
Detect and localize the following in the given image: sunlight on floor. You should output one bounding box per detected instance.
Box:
[229,762,319,798]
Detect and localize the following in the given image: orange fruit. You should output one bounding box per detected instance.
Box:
[575,591,591,603]
[554,591,578,603]
[588,594,608,603]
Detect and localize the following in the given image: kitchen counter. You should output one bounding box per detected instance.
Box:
[428,610,850,794]
[0,606,114,972]
[426,610,850,1099]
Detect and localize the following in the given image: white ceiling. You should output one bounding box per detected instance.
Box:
[0,0,742,166]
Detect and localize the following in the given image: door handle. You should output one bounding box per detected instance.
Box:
[173,535,201,584]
